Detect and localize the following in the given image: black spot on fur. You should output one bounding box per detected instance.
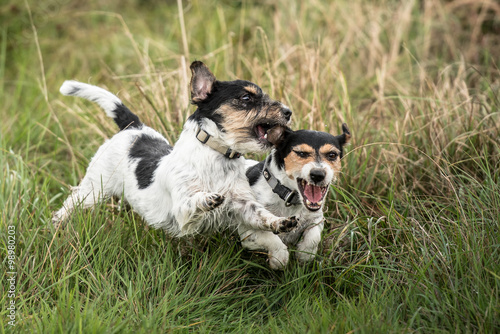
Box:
[129,134,172,189]
[246,160,265,186]
[112,103,142,131]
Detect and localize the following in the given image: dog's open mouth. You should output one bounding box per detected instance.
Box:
[254,122,285,146]
[297,178,328,211]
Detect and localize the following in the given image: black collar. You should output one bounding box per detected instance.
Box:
[196,128,242,159]
[262,156,301,207]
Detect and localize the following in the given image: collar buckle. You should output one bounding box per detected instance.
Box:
[196,129,210,144]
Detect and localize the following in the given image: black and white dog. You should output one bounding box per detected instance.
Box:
[239,125,351,269]
[53,61,298,236]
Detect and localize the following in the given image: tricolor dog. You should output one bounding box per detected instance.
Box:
[53,61,298,236]
[239,125,351,269]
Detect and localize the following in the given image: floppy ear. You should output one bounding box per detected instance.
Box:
[267,126,292,147]
[190,61,216,104]
[337,123,351,147]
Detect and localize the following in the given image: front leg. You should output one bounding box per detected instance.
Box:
[197,193,225,212]
[238,226,289,270]
[232,195,298,234]
[295,219,324,263]
[174,191,225,233]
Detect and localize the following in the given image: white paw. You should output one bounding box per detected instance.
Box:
[272,216,298,234]
[295,250,316,264]
[268,248,289,270]
[52,209,67,228]
[201,193,225,211]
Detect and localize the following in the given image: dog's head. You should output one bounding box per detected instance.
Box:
[273,124,351,211]
[188,61,292,154]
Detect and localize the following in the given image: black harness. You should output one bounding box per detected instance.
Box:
[262,156,301,207]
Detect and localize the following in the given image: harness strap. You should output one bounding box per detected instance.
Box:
[262,156,301,206]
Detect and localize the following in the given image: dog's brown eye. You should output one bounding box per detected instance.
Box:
[327,152,338,160]
[294,151,310,159]
[241,94,251,102]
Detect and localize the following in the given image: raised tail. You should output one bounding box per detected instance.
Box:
[60,80,142,131]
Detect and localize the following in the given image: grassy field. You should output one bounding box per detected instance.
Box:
[1,0,499,332]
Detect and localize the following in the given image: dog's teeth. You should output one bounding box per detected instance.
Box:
[305,199,311,206]
[264,133,268,139]
[317,200,322,206]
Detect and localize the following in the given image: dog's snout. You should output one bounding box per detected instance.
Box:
[282,107,292,121]
[310,168,326,183]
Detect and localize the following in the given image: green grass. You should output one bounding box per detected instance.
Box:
[1,0,500,332]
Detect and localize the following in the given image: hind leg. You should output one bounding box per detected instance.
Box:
[52,180,108,228]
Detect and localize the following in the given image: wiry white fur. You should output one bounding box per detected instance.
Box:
[239,152,335,270]
[60,80,123,119]
[53,81,296,238]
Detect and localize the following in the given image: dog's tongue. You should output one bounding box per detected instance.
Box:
[304,184,323,203]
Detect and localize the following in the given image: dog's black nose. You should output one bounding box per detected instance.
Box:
[282,108,292,121]
[310,168,326,183]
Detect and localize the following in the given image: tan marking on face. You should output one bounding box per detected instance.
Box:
[284,144,315,180]
[217,104,257,143]
[319,144,342,174]
[216,102,286,145]
[266,101,285,115]
[244,86,259,95]
[319,144,340,156]
[294,144,315,155]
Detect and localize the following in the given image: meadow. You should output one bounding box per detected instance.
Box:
[1,0,499,332]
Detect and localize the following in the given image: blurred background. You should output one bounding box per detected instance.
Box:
[2,0,499,196]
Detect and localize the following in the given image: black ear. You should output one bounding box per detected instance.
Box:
[190,61,216,104]
[337,123,351,147]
